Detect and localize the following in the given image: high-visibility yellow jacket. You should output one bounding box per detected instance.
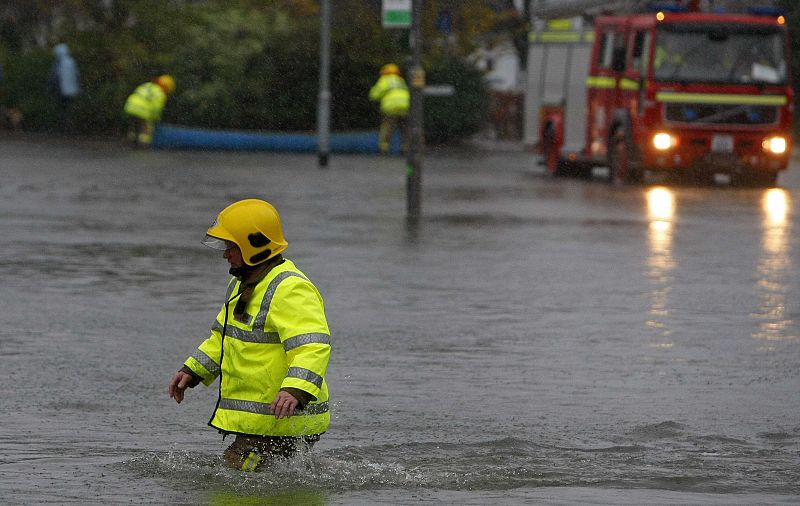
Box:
[184,259,331,437]
[369,74,410,116]
[123,82,167,121]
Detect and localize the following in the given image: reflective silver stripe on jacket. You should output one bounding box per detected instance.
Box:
[283,332,331,352]
[218,398,329,415]
[287,366,323,389]
[209,269,328,347]
[225,277,238,300]
[191,350,221,377]
[252,271,309,330]
[213,319,281,343]
[223,325,281,344]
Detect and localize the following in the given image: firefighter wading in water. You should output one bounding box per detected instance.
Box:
[168,199,331,471]
[369,63,410,155]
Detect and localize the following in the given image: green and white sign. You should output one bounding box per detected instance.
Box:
[383,0,411,28]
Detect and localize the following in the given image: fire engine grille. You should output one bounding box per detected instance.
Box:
[664,103,777,125]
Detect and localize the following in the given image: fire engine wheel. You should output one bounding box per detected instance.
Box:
[608,129,642,184]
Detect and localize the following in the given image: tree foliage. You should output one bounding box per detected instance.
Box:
[425,57,490,144]
[0,0,491,142]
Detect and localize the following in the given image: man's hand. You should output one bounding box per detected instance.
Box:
[271,390,299,419]
[168,371,193,404]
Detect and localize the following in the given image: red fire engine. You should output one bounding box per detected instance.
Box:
[526,5,793,186]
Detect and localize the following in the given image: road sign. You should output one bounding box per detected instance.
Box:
[383,0,411,28]
[423,85,455,97]
[436,10,452,35]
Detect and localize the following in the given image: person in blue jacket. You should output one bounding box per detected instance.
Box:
[49,43,80,131]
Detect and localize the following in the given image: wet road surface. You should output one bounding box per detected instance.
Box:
[1,133,799,504]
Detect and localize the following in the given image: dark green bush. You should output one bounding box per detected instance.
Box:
[4,49,56,129]
[423,57,490,144]
[0,2,490,144]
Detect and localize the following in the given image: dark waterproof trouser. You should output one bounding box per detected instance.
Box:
[379,114,407,154]
[223,434,321,472]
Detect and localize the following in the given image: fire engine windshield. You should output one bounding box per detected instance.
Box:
[653,23,786,85]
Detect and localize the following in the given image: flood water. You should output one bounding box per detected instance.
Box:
[1,133,799,505]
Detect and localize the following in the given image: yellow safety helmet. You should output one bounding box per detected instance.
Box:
[202,199,288,265]
[155,74,176,94]
[380,63,400,76]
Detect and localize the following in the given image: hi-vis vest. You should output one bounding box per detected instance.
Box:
[123,82,167,121]
[369,75,410,116]
[184,259,331,437]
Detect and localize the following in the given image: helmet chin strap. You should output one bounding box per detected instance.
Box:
[229,264,254,278]
[229,254,284,279]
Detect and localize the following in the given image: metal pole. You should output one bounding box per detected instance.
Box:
[406,0,424,220]
[317,0,331,167]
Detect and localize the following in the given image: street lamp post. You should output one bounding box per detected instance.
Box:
[406,0,424,220]
[317,0,331,167]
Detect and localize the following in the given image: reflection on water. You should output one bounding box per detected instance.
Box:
[209,490,327,506]
[3,140,799,503]
[645,187,676,344]
[752,189,795,342]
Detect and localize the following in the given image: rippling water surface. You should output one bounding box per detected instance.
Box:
[1,135,798,505]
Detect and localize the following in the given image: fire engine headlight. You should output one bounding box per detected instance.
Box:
[762,136,787,155]
[652,132,676,151]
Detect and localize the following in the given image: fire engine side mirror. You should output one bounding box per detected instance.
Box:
[611,47,626,73]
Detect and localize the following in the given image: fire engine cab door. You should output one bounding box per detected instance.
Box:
[620,29,651,132]
[586,23,627,161]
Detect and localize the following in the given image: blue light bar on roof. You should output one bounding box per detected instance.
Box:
[748,7,786,16]
[647,3,688,13]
